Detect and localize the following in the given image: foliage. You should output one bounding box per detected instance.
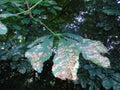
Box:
[25,35,53,73]
[0,21,7,35]
[24,33,110,81]
[0,0,120,90]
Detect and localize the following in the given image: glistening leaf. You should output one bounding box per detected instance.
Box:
[25,35,53,73]
[52,38,80,80]
[0,21,7,35]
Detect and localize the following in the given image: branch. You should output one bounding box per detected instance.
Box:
[16,0,60,37]
[25,0,33,18]
[17,0,43,15]
[33,18,56,36]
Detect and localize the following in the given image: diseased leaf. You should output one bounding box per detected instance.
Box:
[25,35,53,73]
[52,38,80,80]
[81,39,110,67]
[25,33,110,81]
[0,21,7,35]
[64,33,110,67]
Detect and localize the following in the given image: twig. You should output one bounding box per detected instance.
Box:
[17,0,43,15]
[25,0,33,18]
[33,18,56,36]
[16,0,60,37]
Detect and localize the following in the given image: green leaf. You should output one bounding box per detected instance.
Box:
[53,6,62,11]
[40,0,57,6]
[113,84,120,90]
[48,1,57,5]
[21,18,30,24]
[81,39,110,67]
[32,9,45,15]
[111,73,120,82]
[63,33,83,43]
[29,0,40,4]
[27,35,51,48]
[0,13,16,18]
[102,78,114,89]
[0,21,7,35]
[79,77,88,88]
[0,0,9,4]
[25,35,53,73]
[50,9,57,16]
[103,9,120,15]
[52,38,80,80]
[17,66,26,74]
[13,24,21,30]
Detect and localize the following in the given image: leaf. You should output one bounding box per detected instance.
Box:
[64,33,110,67]
[48,1,57,5]
[29,0,41,4]
[0,13,16,18]
[111,73,120,82]
[25,35,53,73]
[113,84,120,90]
[21,18,30,24]
[27,35,51,48]
[25,33,110,81]
[81,39,110,67]
[17,66,26,74]
[0,0,9,4]
[32,9,45,15]
[79,77,88,88]
[52,38,80,80]
[10,60,32,74]
[53,6,62,11]
[50,9,57,16]
[13,24,21,30]
[0,21,7,35]
[64,33,110,66]
[102,78,114,89]
[103,9,120,15]
[63,33,83,43]
[40,1,51,6]
[40,0,57,6]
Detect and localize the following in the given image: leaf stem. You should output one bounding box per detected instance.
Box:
[17,0,43,15]
[16,0,61,37]
[25,0,33,18]
[33,18,56,36]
